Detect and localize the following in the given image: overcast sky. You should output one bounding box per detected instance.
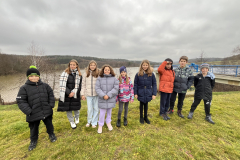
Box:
[0,0,240,62]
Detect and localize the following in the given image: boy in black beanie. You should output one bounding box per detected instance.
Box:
[16,65,57,151]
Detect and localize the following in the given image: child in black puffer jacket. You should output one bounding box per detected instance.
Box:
[16,66,57,151]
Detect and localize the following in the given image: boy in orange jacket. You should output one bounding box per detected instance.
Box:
[158,58,175,120]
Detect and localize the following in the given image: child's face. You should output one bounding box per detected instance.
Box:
[90,63,96,71]
[29,75,39,82]
[104,67,110,75]
[70,62,77,70]
[166,62,172,69]
[120,71,127,77]
[201,68,209,74]
[179,59,187,68]
[142,63,149,71]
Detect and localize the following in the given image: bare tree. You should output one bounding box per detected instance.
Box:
[196,49,208,64]
[28,41,45,69]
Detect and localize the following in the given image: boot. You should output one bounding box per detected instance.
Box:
[144,116,150,124]
[116,119,121,127]
[160,114,168,121]
[49,134,57,142]
[205,115,215,124]
[165,114,171,120]
[124,117,128,126]
[177,110,184,118]
[167,109,174,114]
[187,111,194,119]
[28,140,37,151]
[140,117,144,124]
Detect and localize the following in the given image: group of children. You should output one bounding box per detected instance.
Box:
[16,56,215,151]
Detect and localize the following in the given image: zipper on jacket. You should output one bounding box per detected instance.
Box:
[36,82,45,119]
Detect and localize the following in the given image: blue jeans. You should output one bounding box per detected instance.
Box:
[86,96,99,125]
[160,92,171,115]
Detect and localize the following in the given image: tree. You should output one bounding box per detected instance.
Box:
[28,41,45,69]
[196,49,208,64]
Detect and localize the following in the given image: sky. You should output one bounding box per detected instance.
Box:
[0,0,240,62]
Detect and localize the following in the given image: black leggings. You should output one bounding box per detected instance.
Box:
[140,102,148,118]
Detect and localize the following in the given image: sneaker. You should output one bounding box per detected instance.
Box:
[187,111,194,119]
[165,114,170,120]
[92,125,97,128]
[107,123,113,131]
[28,141,37,151]
[177,110,184,118]
[116,119,121,127]
[140,117,144,124]
[98,126,102,134]
[167,109,174,114]
[75,118,79,124]
[70,122,77,129]
[160,114,168,121]
[86,123,90,127]
[49,134,57,142]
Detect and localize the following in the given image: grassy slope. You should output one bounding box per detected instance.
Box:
[0,92,240,160]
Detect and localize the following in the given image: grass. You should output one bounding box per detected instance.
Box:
[1,92,240,159]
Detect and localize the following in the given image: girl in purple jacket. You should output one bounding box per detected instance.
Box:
[116,66,134,127]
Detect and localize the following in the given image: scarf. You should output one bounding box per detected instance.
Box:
[59,68,81,102]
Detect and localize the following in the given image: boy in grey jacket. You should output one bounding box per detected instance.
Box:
[168,56,194,118]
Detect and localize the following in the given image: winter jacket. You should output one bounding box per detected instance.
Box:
[116,77,134,102]
[57,72,82,111]
[194,72,215,100]
[95,74,119,109]
[158,61,175,93]
[134,71,157,103]
[80,71,98,97]
[173,65,194,93]
[16,79,55,122]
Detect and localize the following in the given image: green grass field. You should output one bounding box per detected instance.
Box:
[1,92,240,160]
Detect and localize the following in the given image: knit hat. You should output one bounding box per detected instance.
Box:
[200,63,210,70]
[165,58,173,63]
[26,65,40,78]
[119,66,127,73]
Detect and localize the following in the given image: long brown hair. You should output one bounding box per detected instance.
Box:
[86,60,99,78]
[99,64,115,77]
[138,59,153,77]
[65,59,82,76]
[119,74,129,84]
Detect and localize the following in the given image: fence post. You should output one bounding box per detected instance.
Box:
[236,66,238,77]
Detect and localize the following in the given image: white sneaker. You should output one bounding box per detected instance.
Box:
[86,123,90,127]
[75,118,79,124]
[107,123,113,131]
[97,126,102,134]
[70,122,76,129]
[92,125,96,128]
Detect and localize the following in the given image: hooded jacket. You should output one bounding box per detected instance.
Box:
[158,61,175,93]
[16,79,55,122]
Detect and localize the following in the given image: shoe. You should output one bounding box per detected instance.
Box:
[165,114,170,120]
[92,125,97,128]
[75,118,79,124]
[28,141,37,151]
[144,117,150,124]
[107,123,113,131]
[116,119,121,127]
[167,109,174,114]
[70,122,77,129]
[86,123,90,127]
[177,110,184,118]
[160,114,168,121]
[97,126,102,134]
[124,117,128,126]
[140,117,144,124]
[49,134,57,142]
[187,111,194,119]
[205,115,215,124]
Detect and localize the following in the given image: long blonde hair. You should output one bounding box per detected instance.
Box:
[86,60,99,78]
[138,59,153,77]
[65,59,82,76]
[119,74,129,84]
[99,64,115,77]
